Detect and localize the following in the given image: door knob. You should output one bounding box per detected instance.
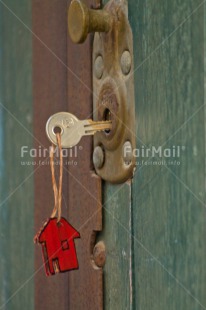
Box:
[68,0,112,44]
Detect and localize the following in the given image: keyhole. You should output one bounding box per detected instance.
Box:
[103,108,111,133]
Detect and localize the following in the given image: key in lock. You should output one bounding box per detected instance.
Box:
[46,112,112,148]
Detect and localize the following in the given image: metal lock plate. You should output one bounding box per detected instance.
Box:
[93,0,136,184]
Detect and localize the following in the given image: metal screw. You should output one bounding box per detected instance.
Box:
[94,55,104,79]
[120,50,132,75]
[93,241,106,267]
[93,146,105,169]
[123,141,133,165]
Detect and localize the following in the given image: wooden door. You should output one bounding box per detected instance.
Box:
[0,0,205,309]
[132,1,206,308]
[102,0,206,309]
[0,1,34,309]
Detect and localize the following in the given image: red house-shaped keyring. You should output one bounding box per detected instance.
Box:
[34,217,80,276]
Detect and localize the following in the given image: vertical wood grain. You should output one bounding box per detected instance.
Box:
[0,0,34,309]
[33,1,69,309]
[67,0,103,308]
[99,182,133,310]
[129,0,206,309]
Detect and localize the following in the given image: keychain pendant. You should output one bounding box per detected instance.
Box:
[34,217,80,276]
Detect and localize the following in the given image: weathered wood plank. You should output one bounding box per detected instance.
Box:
[0,0,34,309]
[129,0,206,309]
[32,0,69,309]
[99,182,133,310]
[67,1,103,308]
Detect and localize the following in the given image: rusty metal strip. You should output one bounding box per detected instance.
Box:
[33,0,69,309]
[93,0,136,183]
[67,0,103,308]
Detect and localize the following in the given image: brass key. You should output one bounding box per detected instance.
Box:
[46,112,112,148]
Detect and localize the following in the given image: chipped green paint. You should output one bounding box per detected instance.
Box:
[130,0,205,309]
[99,182,133,310]
[103,0,205,309]
[0,1,34,309]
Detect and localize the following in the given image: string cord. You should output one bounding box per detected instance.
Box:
[50,133,63,222]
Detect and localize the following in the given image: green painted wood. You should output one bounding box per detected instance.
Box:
[129,0,206,309]
[0,1,34,309]
[101,0,205,309]
[99,182,133,310]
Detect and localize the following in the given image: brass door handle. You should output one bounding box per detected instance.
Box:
[68,0,112,44]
